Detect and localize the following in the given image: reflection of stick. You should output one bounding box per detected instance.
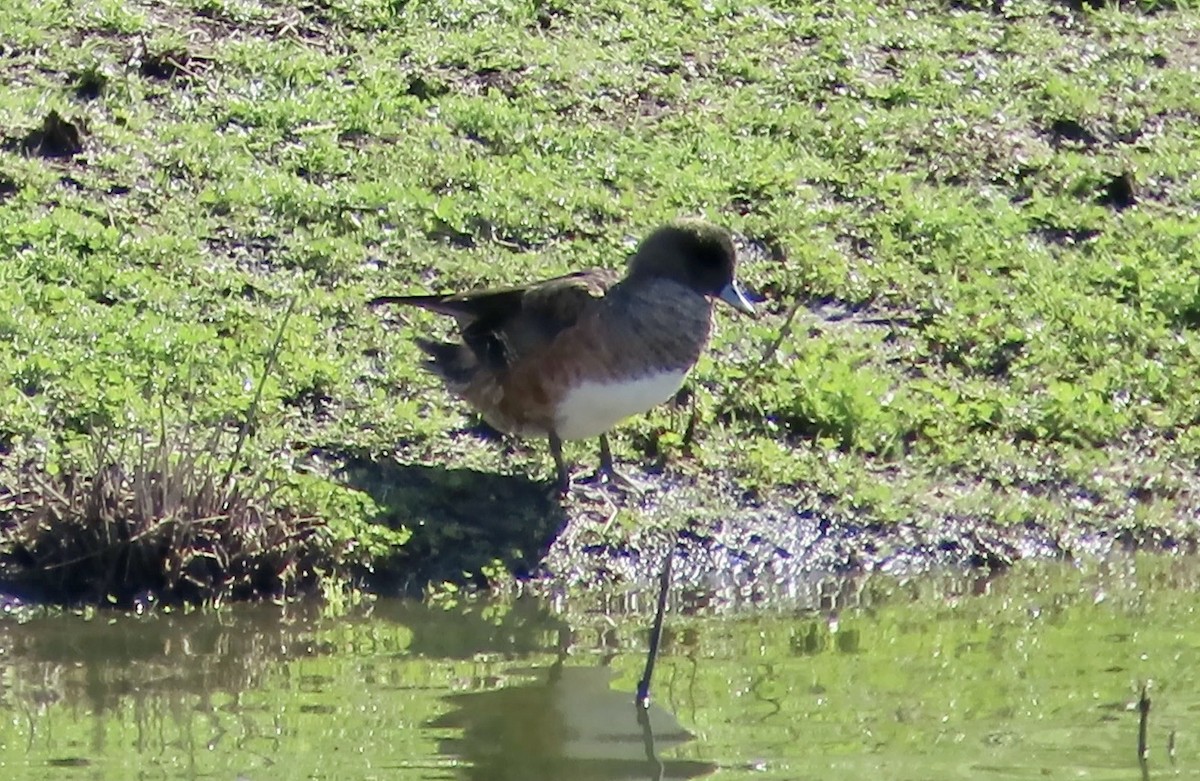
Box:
[635,546,674,709]
[1137,685,1151,761]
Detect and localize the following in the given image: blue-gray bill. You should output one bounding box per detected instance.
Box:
[718,280,756,317]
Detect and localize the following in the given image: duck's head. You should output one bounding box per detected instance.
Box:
[628,219,756,316]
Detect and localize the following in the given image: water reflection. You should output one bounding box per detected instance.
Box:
[372,595,569,658]
[431,663,716,781]
[0,558,1196,780]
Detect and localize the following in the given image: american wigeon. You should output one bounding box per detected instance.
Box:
[370,218,755,494]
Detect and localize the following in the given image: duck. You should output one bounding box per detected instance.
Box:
[370,218,755,494]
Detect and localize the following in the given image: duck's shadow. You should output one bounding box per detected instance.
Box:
[341,457,567,592]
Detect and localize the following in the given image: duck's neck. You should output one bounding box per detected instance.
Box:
[603,277,713,373]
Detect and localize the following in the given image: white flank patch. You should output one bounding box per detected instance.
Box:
[555,370,688,441]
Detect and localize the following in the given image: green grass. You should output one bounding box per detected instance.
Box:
[2,0,1200,600]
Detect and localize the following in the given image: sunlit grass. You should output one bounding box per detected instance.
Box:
[2,0,1200,599]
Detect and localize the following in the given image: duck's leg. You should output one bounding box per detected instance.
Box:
[595,435,645,495]
[548,433,571,496]
[557,434,644,497]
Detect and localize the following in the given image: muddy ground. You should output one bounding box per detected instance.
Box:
[343,456,1196,604]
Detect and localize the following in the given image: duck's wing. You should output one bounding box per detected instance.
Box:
[462,269,617,369]
[370,268,619,370]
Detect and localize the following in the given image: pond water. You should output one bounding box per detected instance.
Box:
[1,555,1197,780]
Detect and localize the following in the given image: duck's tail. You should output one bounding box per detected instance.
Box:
[369,294,460,316]
[368,290,525,323]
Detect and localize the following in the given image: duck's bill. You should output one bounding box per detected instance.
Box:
[717,280,757,317]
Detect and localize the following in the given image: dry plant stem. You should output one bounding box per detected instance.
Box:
[688,293,805,447]
[221,294,298,495]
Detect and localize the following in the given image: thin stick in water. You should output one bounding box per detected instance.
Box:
[636,546,674,709]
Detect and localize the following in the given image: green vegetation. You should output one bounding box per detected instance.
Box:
[2,0,1200,602]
